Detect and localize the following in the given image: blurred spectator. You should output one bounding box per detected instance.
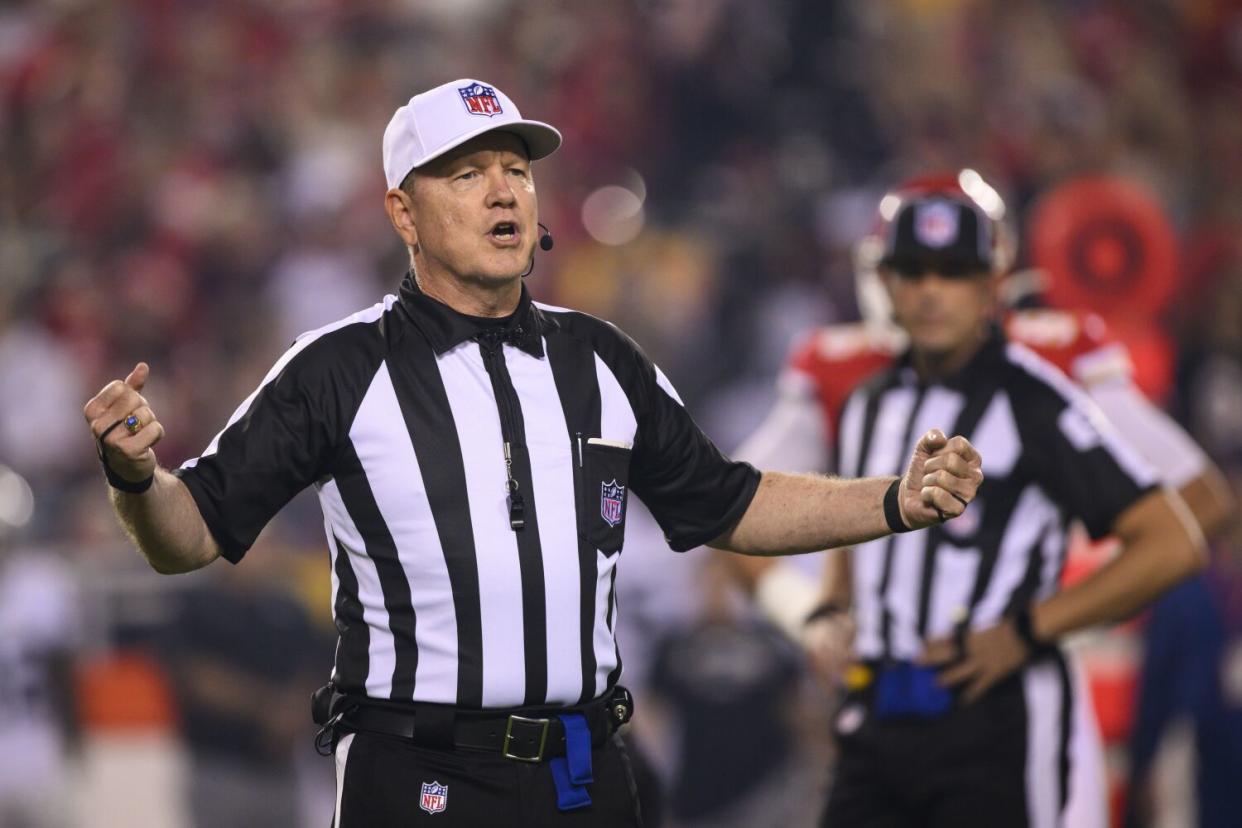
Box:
[159,549,329,828]
[0,467,80,828]
[647,557,822,828]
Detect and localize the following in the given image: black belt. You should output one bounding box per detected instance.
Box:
[328,687,634,763]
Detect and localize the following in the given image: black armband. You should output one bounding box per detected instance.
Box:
[883,478,913,533]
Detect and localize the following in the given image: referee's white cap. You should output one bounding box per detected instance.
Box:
[382,79,562,189]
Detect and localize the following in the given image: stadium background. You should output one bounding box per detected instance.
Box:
[2,0,1240,825]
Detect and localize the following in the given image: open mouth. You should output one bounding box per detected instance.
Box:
[489,221,520,245]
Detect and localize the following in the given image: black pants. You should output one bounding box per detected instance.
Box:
[823,671,1054,828]
[334,729,644,827]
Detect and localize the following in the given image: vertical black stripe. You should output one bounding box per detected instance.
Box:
[850,386,885,479]
[1053,652,1074,813]
[329,532,370,693]
[877,386,926,657]
[546,331,605,704]
[961,481,1030,625]
[958,469,1048,625]
[387,347,485,707]
[844,384,884,652]
[606,566,623,689]
[334,442,419,698]
[916,381,999,638]
[1003,535,1047,618]
[481,345,549,705]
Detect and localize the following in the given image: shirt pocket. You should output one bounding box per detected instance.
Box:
[577,438,632,556]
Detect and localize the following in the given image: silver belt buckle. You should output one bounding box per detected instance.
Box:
[503,715,550,762]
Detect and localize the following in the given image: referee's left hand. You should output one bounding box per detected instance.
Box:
[919,621,1029,704]
[897,430,983,530]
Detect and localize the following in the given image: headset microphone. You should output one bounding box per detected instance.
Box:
[538,223,554,251]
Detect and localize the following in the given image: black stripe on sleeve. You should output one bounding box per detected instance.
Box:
[329,532,370,693]
[545,330,605,704]
[387,343,486,708]
[334,440,419,699]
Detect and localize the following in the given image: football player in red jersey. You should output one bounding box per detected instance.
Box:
[721,171,1233,826]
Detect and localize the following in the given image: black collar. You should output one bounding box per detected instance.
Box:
[895,323,1008,391]
[397,272,549,358]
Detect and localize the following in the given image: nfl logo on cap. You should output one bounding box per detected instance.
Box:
[420,780,448,815]
[914,200,960,249]
[459,82,503,117]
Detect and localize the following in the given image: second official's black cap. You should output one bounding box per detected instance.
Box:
[879,194,995,274]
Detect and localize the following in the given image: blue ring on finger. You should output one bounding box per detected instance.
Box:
[124,414,141,435]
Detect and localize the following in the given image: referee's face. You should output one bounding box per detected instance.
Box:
[884,265,998,360]
[399,131,538,290]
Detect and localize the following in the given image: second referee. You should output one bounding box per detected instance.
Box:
[83,79,982,827]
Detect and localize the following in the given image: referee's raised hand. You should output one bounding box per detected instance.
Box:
[84,362,165,485]
[897,429,983,530]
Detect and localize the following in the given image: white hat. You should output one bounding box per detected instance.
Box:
[382,79,562,189]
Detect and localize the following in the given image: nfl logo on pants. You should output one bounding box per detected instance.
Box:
[420,781,448,815]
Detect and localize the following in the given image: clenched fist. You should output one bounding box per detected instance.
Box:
[897,429,983,530]
[84,362,165,485]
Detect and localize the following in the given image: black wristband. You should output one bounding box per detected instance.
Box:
[804,600,848,626]
[1011,605,1055,657]
[102,461,154,493]
[97,423,154,494]
[883,479,912,533]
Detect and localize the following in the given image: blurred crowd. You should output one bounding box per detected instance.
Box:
[2,0,1241,826]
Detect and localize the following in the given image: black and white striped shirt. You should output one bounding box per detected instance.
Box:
[836,326,1157,662]
[174,274,760,708]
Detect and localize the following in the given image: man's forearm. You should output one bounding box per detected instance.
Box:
[714,472,897,555]
[110,468,221,574]
[1178,467,1237,539]
[1031,489,1206,641]
[820,547,853,607]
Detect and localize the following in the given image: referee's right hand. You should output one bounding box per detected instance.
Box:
[898,429,983,530]
[84,362,165,484]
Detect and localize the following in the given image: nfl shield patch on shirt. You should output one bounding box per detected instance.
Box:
[601,480,625,527]
[420,781,448,815]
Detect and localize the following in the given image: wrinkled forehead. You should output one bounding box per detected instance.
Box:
[417,130,531,174]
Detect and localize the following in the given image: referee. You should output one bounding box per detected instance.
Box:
[802,185,1207,826]
[82,79,983,827]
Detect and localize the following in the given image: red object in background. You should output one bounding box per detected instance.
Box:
[76,650,178,733]
[1089,658,1139,746]
[1028,176,1180,323]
